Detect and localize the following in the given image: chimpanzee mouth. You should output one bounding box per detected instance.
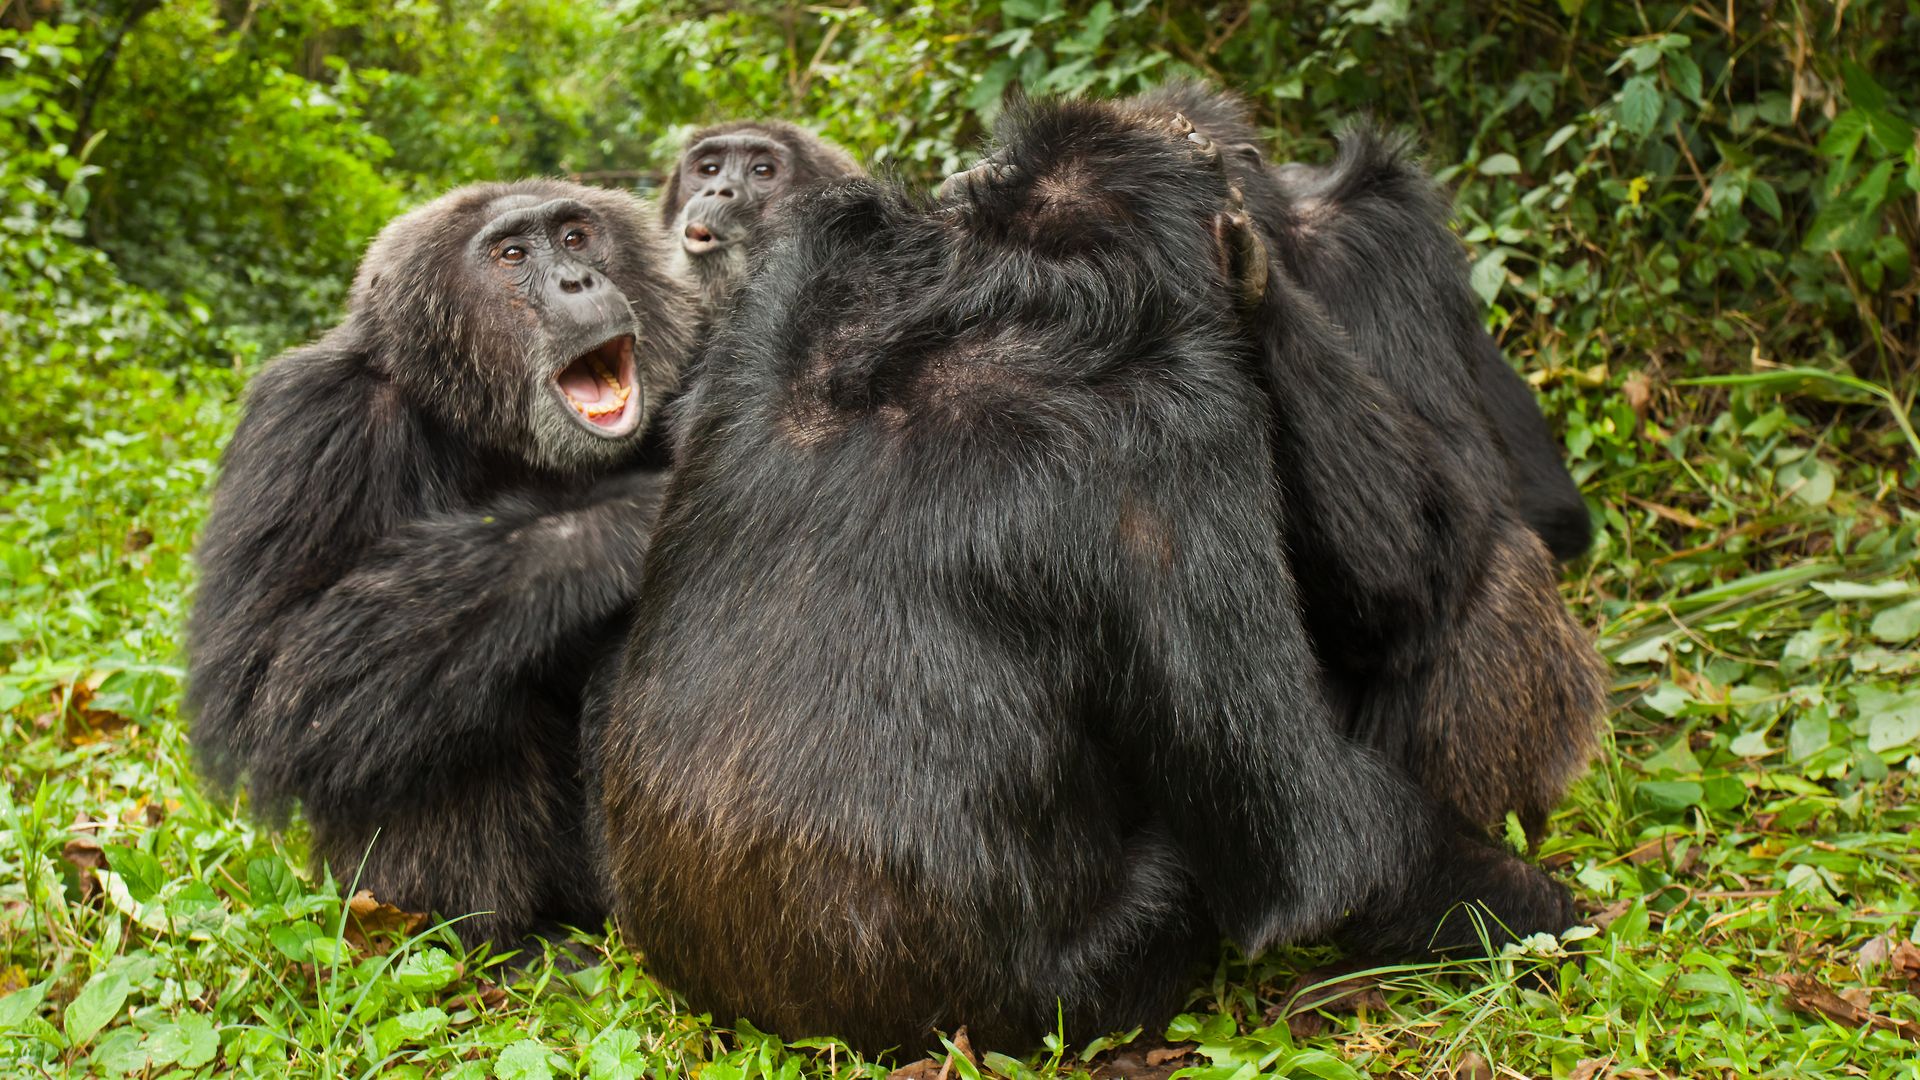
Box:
[682,222,726,255]
[554,334,642,437]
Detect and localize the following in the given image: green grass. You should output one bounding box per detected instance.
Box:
[1,344,1916,1079]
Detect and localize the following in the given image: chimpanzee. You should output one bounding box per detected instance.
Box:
[1122,83,1607,835]
[1128,82,1592,559]
[597,97,1574,1057]
[661,120,862,329]
[188,180,693,947]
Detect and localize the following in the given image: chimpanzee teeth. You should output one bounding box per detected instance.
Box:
[574,383,632,418]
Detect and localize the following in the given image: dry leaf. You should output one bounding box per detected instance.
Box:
[1275,964,1387,1040]
[1776,973,1918,1040]
[886,1027,976,1080]
[1453,1050,1493,1080]
[53,678,131,747]
[1086,1039,1195,1080]
[61,834,107,904]
[1144,1045,1191,1067]
[1569,1057,1612,1080]
[1891,941,1920,987]
[342,889,427,955]
[884,1058,945,1080]
[1622,372,1653,417]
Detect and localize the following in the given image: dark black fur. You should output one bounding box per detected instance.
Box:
[188,180,693,947]
[1123,84,1606,834]
[1127,83,1592,561]
[599,98,1573,1057]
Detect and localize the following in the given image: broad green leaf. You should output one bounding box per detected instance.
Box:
[0,979,49,1032]
[1637,780,1704,812]
[1617,75,1663,136]
[1478,153,1521,176]
[145,1014,218,1069]
[62,970,130,1046]
[248,857,301,905]
[588,1028,648,1080]
[395,948,460,993]
[1872,599,1920,643]
[102,845,165,904]
[1469,249,1508,305]
[1788,713,1833,761]
[495,1038,559,1080]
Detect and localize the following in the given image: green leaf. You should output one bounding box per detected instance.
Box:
[1542,123,1580,156]
[587,1028,648,1080]
[62,970,130,1046]
[1665,52,1703,104]
[146,1014,218,1069]
[248,857,301,905]
[1810,579,1914,600]
[1840,60,1889,113]
[495,1038,559,1080]
[1637,780,1704,812]
[1478,153,1521,176]
[1788,713,1833,761]
[375,1007,449,1057]
[102,845,165,904]
[269,921,324,962]
[0,979,50,1033]
[89,1026,149,1076]
[1871,599,1920,644]
[1469,249,1508,305]
[395,948,460,993]
[1818,110,1869,162]
[1617,75,1663,137]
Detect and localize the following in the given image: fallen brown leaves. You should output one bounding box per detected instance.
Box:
[343,890,427,955]
[1082,1039,1195,1079]
[36,677,131,746]
[1775,972,1918,1041]
[886,1027,977,1080]
[1270,964,1387,1040]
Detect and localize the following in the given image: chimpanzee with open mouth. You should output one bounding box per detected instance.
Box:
[188,179,691,948]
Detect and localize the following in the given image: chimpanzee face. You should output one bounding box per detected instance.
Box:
[671,134,795,256]
[468,195,650,463]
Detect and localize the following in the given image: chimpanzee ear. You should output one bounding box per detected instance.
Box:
[1213,204,1268,309]
[660,166,683,226]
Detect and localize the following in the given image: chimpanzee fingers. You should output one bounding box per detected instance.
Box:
[936,158,1019,205]
[1213,209,1268,308]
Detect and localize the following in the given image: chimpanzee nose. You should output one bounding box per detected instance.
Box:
[560,271,595,294]
[702,185,736,199]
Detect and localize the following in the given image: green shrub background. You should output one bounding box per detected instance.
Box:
[1,1,1916,1076]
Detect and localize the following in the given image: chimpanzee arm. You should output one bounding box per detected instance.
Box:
[244,468,662,817]
[1273,131,1590,559]
[1093,405,1572,957]
[1249,270,1492,654]
[189,338,662,819]
[188,335,444,798]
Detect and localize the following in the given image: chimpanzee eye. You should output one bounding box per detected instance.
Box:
[499,244,528,265]
[698,160,721,175]
[563,228,588,250]
[752,162,777,179]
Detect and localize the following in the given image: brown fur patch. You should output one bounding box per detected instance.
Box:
[1416,527,1609,834]
[1118,496,1177,570]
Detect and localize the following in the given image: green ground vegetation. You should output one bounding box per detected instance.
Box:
[2,1,1918,1076]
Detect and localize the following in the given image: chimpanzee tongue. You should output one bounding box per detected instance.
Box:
[559,362,611,407]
